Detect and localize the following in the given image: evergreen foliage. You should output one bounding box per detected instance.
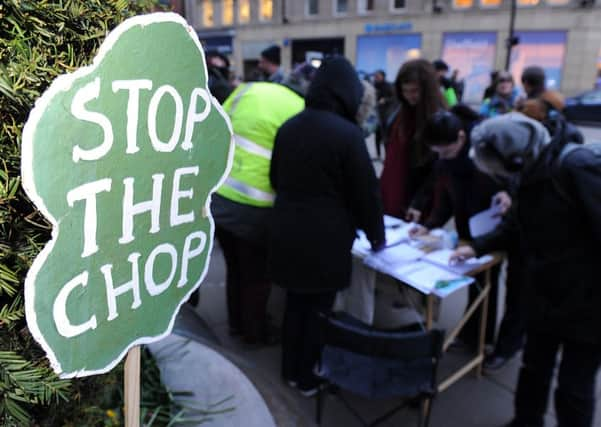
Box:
[0,1,207,425]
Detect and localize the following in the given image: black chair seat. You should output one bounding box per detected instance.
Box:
[315,312,444,427]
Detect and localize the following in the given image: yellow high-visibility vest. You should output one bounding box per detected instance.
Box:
[217,82,304,207]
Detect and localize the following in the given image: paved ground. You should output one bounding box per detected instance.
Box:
[154,125,601,427]
[580,125,601,142]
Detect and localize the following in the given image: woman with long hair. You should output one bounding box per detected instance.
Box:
[380,59,445,221]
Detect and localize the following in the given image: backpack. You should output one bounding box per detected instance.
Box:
[552,142,601,207]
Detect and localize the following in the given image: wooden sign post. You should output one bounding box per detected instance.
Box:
[124,346,141,427]
[20,13,233,421]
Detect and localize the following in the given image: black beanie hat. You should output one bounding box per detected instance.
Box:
[206,49,230,68]
[521,66,546,87]
[261,45,281,65]
[432,59,449,72]
[423,110,463,146]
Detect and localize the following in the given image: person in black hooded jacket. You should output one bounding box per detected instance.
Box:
[269,56,385,395]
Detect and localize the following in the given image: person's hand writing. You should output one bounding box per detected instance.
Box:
[405,208,422,223]
[449,245,476,265]
[491,191,512,216]
[409,225,429,239]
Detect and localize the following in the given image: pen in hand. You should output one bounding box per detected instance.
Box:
[449,245,477,266]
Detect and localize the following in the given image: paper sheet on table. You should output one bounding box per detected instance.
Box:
[387,261,474,297]
[384,215,404,228]
[469,205,502,238]
[352,231,372,256]
[352,223,414,257]
[423,249,494,275]
[363,243,424,271]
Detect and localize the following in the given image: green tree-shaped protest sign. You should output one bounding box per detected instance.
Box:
[21,13,233,377]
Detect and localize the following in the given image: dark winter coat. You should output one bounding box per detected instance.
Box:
[473,144,601,344]
[268,57,385,293]
[374,79,395,123]
[424,142,502,240]
[208,66,233,104]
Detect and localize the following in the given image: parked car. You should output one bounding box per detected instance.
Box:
[564,88,601,124]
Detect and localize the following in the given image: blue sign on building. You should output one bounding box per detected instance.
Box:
[365,22,412,33]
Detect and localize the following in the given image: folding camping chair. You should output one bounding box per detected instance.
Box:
[315,311,444,427]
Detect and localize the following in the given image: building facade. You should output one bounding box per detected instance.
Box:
[183,0,601,100]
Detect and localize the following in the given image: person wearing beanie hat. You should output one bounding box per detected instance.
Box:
[469,112,551,179]
[413,108,500,244]
[452,112,601,427]
[281,61,317,97]
[411,109,525,368]
[259,44,284,83]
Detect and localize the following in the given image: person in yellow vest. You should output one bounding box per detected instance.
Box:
[433,59,458,107]
[211,82,305,345]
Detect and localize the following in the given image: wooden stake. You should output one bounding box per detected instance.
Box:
[476,270,491,378]
[124,346,141,427]
[438,354,484,393]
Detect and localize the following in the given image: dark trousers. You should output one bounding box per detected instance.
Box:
[215,226,271,343]
[514,332,601,427]
[374,127,383,158]
[281,291,337,389]
[493,251,525,357]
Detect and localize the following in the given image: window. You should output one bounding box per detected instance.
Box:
[510,31,567,90]
[546,0,569,4]
[259,0,273,21]
[202,0,214,27]
[479,0,502,7]
[222,0,234,25]
[517,0,540,5]
[358,0,375,13]
[391,0,406,10]
[307,0,319,16]
[441,32,497,103]
[335,0,349,14]
[239,0,250,23]
[453,0,474,8]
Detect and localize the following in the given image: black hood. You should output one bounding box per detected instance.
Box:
[305,56,363,123]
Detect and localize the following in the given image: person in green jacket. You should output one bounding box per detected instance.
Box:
[433,59,458,107]
[211,82,305,344]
